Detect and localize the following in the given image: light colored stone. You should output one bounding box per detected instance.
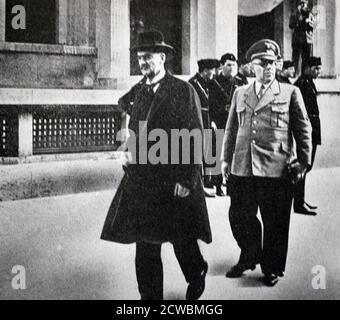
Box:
[0,0,5,41]
[18,112,33,157]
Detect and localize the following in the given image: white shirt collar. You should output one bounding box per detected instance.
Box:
[255,80,272,96]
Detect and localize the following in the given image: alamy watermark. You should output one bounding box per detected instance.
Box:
[311,265,326,290]
[116,121,225,175]
[11,265,26,290]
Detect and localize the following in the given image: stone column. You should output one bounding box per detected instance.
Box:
[89,0,96,46]
[312,0,335,77]
[215,0,238,58]
[18,111,33,157]
[182,0,198,75]
[334,0,340,77]
[56,0,68,44]
[96,0,130,87]
[0,0,5,41]
[282,0,294,60]
[197,0,238,60]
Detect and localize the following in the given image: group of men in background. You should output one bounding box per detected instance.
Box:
[189,49,322,217]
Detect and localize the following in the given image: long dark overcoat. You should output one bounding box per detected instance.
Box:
[294,75,321,146]
[101,73,212,244]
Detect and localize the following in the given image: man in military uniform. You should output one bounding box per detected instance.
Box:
[294,56,322,216]
[234,58,250,87]
[209,53,239,195]
[101,31,212,300]
[189,59,221,196]
[222,39,312,286]
[213,53,238,121]
[277,61,296,84]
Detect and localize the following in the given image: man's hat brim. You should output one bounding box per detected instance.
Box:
[130,44,175,53]
[250,53,278,61]
[246,39,280,62]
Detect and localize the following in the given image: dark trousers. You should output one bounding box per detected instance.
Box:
[135,240,205,300]
[229,176,293,275]
[206,126,223,188]
[294,145,318,207]
[292,41,312,75]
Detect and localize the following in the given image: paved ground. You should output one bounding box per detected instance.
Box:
[0,157,123,201]
[0,159,339,300]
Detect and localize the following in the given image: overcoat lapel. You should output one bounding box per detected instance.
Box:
[144,75,171,127]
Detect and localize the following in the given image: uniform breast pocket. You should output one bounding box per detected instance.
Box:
[270,103,289,128]
[236,105,246,127]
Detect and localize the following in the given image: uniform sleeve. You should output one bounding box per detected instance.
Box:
[221,88,239,164]
[290,87,313,167]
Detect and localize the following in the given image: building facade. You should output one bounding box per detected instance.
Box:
[0,0,339,164]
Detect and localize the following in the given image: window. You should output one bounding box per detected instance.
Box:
[130,0,183,75]
[6,0,56,44]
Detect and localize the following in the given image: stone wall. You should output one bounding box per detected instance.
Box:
[0,43,97,88]
[315,93,340,169]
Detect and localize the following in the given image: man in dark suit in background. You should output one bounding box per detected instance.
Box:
[277,61,295,84]
[235,58,250,87]
[101,30,212,300]
[294,56,322,216]
[189,59,222,196]
[222,39,312,286]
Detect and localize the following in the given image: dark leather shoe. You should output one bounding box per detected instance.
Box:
[186,262,208,300]
[216,187,226,197]
[294,204,317,216]
[226,263,256,278]
[305,202,318,210]
[263,274,279,287]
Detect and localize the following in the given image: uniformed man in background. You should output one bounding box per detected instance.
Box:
[189,59,222,196]
[222,39,312,286]
[235,58,250,87]
[209,53,239,195]
[294,56,322,216]
[277,60,295,84]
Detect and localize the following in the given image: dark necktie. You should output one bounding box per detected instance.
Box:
[258,84,266,100]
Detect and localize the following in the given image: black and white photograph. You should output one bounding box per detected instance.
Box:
[0,0,340,305]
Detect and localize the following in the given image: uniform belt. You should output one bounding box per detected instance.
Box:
[201,107,209,112]
[309,114,319,118]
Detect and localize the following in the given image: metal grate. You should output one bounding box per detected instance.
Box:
[33,107,121,154]
[0,118,8,155]
[0,110,18,157]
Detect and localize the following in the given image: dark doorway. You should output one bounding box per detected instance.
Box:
[238,11,275,61]
[130,0,183,75]
[6,0,56,44]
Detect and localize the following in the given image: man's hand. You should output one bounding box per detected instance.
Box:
[174,183,190,198]
[122,152,132,172]
[221,161,231,181]
[288,161,307,185]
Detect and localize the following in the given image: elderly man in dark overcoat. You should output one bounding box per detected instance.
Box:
[101,31,212,300]
[222,39,312,286]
